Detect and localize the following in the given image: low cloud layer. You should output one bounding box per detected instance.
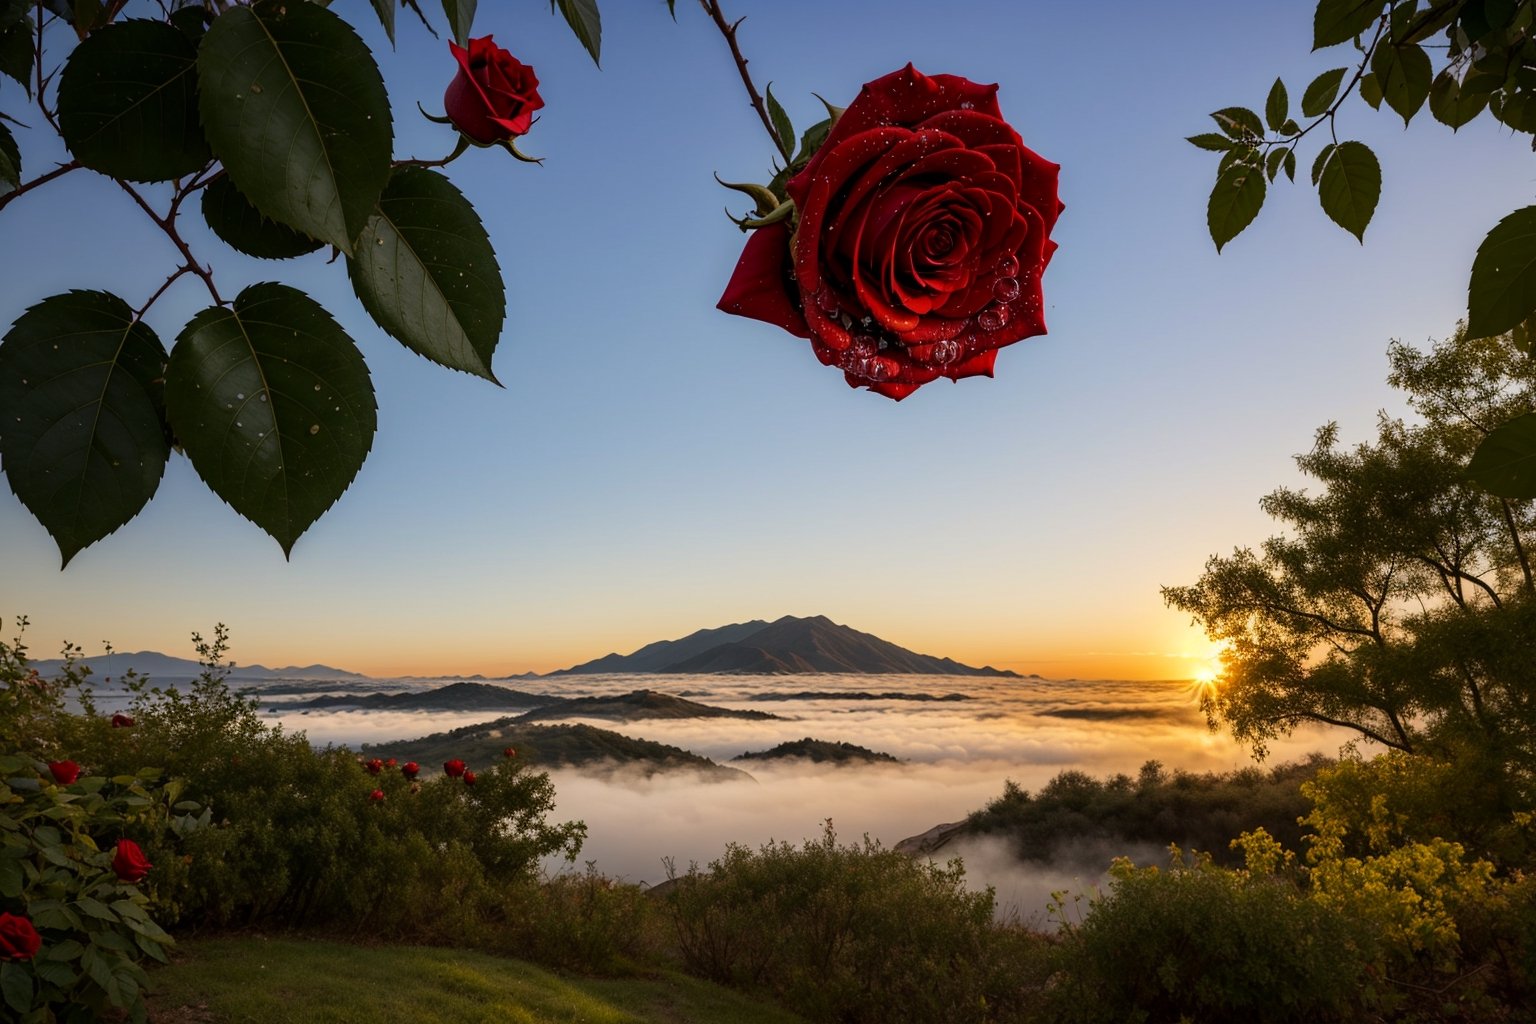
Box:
[254,672,1345,903]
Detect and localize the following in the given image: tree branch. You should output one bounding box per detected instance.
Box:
[0,159,80,214]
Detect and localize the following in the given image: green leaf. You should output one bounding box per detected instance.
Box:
[0,291,171,568]
[1466,205,1536,338]
[0,855,18,897]
[765,82,793,157]
[1359,71,1384,109]
[164,283,377,555]
[348,167,504,381]
[1211,106,1264,139]
[1283,149,1297,181]
[368,0,394,44]
[0,12,31,95]
[1398,0,1464,43]
[1429,68,1489,128]
[74,897,117,921]
[794,116,832,165]
[552,0,601,67]
[56,20,209,183]
[168,4,211,45]
[1208,163,1266,252]
[0,119,18,198]
[1311,141,1337,185]
[1314,0,1387,47]
[440,0,475,46]
[1,961,31,1016]
[1489,89,1536,133]
[1265,146,1290,181]
[1187,132,1233,152]
[1371,40,1433,123]
[1265,78,1289,130]
[201,176,323,260]
[1301,67,1349,116]
[197,1,392,255]
[1466,412,1536,498]
[1316,140,1381,241]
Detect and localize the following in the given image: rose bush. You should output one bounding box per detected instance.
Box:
[719,64,1062,400]
[0,912,41,961]
[444,36,544,145]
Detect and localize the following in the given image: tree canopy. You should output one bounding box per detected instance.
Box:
[1164,330,1536,789]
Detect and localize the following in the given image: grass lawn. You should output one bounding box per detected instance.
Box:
[145,936,806,1024]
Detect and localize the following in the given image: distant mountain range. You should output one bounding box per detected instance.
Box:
[29,651,365,682]
[31,615,1018,681]
[552,615,1019,677]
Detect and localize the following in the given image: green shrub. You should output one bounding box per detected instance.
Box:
[1,621,191,1024]
[661,823,1004,1024]
[1050,849,1368,1024]
[492,863,664,974]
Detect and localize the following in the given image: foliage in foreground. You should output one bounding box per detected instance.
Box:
[965,756,1325,866]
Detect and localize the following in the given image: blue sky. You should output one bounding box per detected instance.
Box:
[1,0,1530,678]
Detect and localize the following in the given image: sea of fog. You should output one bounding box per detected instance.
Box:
[124,673,1349,921]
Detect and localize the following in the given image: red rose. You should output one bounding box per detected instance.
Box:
[401,761,420,780]
[719,64,1062,400]
[0,912,41,961]
[48,760,80,785]
[385,758,397,768]
[462,770,477,786]
[443,36,543,145]
[503,746,516,759]
[443,759,466,778]
[110,713,134,728]
[369,789,385,803]
[365,758,383,776]
[111,839,152,884]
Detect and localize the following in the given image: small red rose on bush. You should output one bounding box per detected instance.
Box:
[444,36,543,145]
[401,761,419,780]
[719,64,1062,400]
[110,713,134,728]
[463,770,477,786]
[112,839,152,883]
[365,758,383,776]
[385,758,397,768]
[48,759,80,784]
[369,788,385,803]
[0,912,41,961]
[443,758,466,778]
[503,746,516,759]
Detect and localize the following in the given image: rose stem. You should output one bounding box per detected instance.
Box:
[697,0,795,167]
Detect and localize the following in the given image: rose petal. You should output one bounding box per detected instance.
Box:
[716,221,810,337]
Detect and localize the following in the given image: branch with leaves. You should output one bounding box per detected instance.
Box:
[1191,0,1536,500]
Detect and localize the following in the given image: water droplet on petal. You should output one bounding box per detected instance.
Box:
[933,339,961,364]
[309,424,320,435]
[993,277,1021,302]
[978,306,1009,332]
[996,255,1019,277]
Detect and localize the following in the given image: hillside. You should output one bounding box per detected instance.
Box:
[732,738,902,765]
[362,720,751,781]
[289,681,557,712]
[513,689,778,723]
[556,615,1019,676]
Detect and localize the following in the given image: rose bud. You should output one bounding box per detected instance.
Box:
[369,789,385,803]
[365,758,384,776]
[385,758,397,768]
[48,760,81,785]
[112,839,152,883]
[463,770,477,786]
[503,747,516,759]
[110,713,135,728]
[0,912,42,962]
[443,36,543,145]
[401,761,420,780]
[443,759,466,778]
[718,65,1062,400]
